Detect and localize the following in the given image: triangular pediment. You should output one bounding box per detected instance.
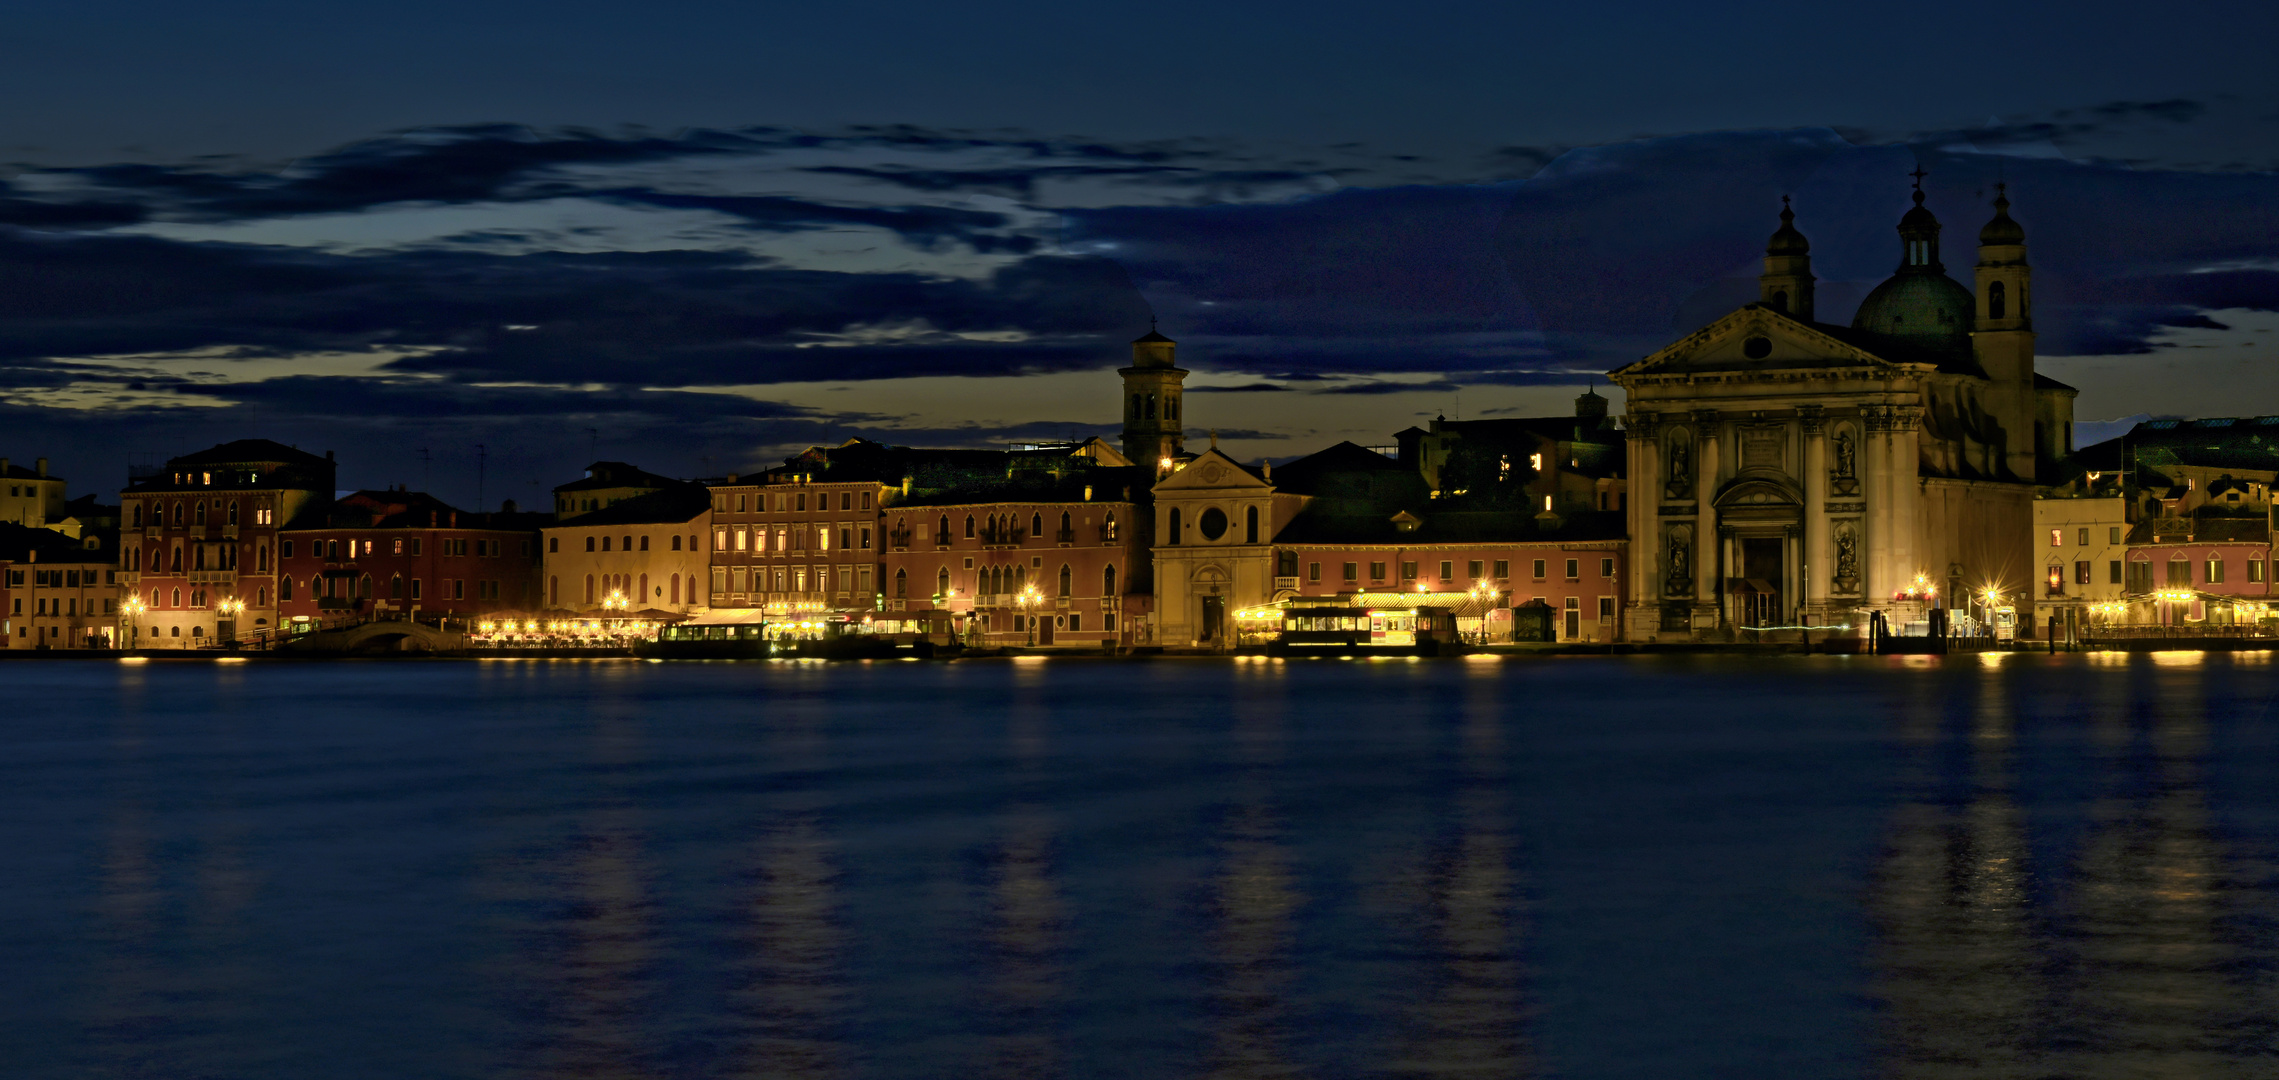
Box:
[1613,305,1917,379]
[1155,447,1272,493]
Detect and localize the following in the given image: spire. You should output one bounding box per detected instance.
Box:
[1765,195,1809,256]
[1978,182,2026,246]
[1759,195,1815,319]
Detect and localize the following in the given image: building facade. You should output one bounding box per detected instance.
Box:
[0,458,67,529]
[881,482,1149,648]
[1,524,121,649]
[276,490,545,623]
[1610,184,2072,640]
[707,472,887,617]
[118,440,334,646]
[539,484,712,613]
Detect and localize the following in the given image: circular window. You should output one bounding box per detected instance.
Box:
[1197,508,1229,540]
[1742,336,1773,359]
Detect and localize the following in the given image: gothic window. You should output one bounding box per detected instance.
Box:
[1058,564,1071,597]
[964,515,976,539]
[1103,564,1116,596]
[1032,512,1043,536]
[937,567,951,596]
[1103,512,1118,541]
[894,568,907,598]
[1060,511,1071,538]
[1988,280,2006,320]
[390,574,404,599]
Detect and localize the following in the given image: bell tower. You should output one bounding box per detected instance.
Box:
[1759,196,1815,320]
[1120,322,1188,471]
[1974,183,2038,476]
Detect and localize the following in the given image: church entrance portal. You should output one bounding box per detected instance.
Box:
[1200,595,1225,644]
[1737,537,1784,627]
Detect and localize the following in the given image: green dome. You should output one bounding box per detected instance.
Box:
[1852,271,1975,358]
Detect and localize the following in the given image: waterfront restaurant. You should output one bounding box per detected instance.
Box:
[2122,515,2273,627]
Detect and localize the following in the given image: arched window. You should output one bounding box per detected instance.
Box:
[171,587,182,607]
[1058,564,1071,597]
[1167,508,1182,545]
[1988,280,2007,320]
[964,515,976,539]
[549,576,559,606]
[390,574,404,598]
[1031,512,1044,537]
[172,502,183,526]
[937,567,951,597]
[132,504,144,527]
[639,535,650,551]
[1103,512,1118,541]
[894,568,908,598]
[256,544,269,571]
[585,536,596,552]
[228,501,239,526]
[584,575,595,604]
[937,515,950,542]
[639,573,649,601]
[671,535,682,551]
[1103,564,1117,596]
[1770,289,1788,313]
[1060,511,1071,538]
[1245,505,1259,544]
[359,575,373,599]
[171,545,183,572]
[280,577,294,602]
[193,501,205,523]
[1012,566,1025,591]
[670,574,680,604]
[600,536,611,552]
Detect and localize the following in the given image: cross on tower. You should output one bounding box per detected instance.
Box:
[1909,165,1929,191]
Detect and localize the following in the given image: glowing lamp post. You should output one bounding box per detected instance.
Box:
[1015,585,1041,646]
[119,594,146,651]
[216,596,246,646]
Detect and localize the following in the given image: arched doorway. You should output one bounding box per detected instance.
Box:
[1192,564,1231,645]
[1713,475,1804,630]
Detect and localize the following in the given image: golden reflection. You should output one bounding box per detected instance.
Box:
[2151,651,2206,666]
[727,711,848,1080]
[969,808,1064,1078]
[2056,681,2248,1077]
[1204,694,1303,1079]
[1386,677,1529,1075]
[1870,667,2045,1075]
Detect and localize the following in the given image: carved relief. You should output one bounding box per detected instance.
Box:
[1663,432,1694,500]
[1663,524,1693,599]
[1829,426,1861,497]
[1832,520,1861,595]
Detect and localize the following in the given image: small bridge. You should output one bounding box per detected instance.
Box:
[279,619,467,655]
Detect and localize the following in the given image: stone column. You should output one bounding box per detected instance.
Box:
[1800,407,1827,622]
[1863,406,1892,604]
[1625,413,1660,636]
[1892,406,1923,591]
[1693,411,1721,626]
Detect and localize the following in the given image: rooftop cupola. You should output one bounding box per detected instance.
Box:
[1895,166,1944,273]
[1758,195,1815,320]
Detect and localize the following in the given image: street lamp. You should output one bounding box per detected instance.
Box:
[119,594,146,651]
[1468,581,1502,643]
[1015,584,1041,646]
[216,595,245,646]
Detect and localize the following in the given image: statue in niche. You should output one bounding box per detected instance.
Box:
[1665,528,1692,598]
[1833,524,1860,593]
[1664,436,1693,499]
[1830,428,1861,496]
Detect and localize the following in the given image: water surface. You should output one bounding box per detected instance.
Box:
[4,653,2276,1077]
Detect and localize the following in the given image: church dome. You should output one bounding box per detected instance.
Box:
[1852,271,1975,354]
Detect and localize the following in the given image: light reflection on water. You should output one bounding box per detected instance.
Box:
[4,655,2276,1078]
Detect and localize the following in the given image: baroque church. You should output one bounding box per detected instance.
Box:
[1608,178,2074,640]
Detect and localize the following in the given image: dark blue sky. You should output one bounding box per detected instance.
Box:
[1,1,2274,505]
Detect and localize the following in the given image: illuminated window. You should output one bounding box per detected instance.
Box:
[2049,529,2062,547]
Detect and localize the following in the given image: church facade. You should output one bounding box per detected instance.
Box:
[1609,182,2074,640]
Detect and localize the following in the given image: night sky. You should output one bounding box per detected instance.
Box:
[3,1,2275,507]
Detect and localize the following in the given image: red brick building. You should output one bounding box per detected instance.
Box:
[278,490,545,623]
[119,439,333,647]
[880,472,1152,648]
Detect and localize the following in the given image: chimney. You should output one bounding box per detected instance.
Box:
[325,450,335,462]
[35,458,47,478]
[501,499,516,513]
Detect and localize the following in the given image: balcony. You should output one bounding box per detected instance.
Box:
[978,525,1025,547]
[1055,527,1075,545]
[1274,576,1299,591]
[888,527,913,550]
[189,526,207,539]
[189,569,234,584]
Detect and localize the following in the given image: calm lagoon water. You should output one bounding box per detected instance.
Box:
[4,653,2277,1078]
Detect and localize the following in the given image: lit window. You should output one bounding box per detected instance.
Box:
[2049,529,2062,547]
